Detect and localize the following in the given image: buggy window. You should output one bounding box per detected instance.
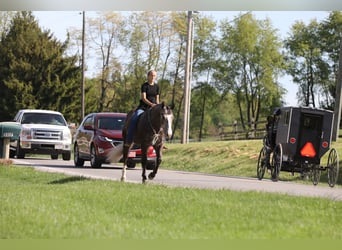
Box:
[284,111,290,125]
[303,114,321,131]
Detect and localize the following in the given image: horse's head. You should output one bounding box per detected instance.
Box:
[152,102,173,140]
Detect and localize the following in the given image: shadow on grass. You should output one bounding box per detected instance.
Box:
[48,176,89,185]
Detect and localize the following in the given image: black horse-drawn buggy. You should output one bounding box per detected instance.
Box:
[257,106,339,187]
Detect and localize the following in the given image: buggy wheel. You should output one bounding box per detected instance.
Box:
[257,147,267,180]
[327,148,339,187]
[310,164,321,186]
[271,144,282,182]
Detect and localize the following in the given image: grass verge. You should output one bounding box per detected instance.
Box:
[1,165,341,239]
[162,139,342,186]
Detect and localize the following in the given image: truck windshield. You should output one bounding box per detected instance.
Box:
[21,113,67,126]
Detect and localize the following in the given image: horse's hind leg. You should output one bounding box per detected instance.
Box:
[142,166,147,183]
[121,144,131,182]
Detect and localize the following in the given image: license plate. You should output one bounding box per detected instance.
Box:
[55,144,63,149]
[128,151,136,157]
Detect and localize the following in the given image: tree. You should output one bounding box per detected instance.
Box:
[164,12,188,139]
[0,11,81,122]
[190,14,220,140]
[191,82,220,140]
[216,13,284,131]
[125,12,176,96]
[319,11,342,109]
[285,19,330,108]
[124,11,186,138]
[0,11,15,38]
[86,12,127,112]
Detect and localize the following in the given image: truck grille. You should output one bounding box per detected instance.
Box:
[33,129,62,140]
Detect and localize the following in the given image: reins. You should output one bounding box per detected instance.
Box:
[147,106,162,145]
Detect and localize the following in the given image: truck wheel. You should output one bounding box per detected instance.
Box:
[16,140,25,159]
[10,150,16,158]
[51,154,58,160]
[62,152,71,161]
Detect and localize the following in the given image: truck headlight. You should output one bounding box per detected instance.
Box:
[63,129,72,142]
[20,129,32,139]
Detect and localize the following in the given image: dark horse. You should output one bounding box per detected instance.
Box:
[108,102,173,183]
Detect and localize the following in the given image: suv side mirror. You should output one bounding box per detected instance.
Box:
[84,124,94,130]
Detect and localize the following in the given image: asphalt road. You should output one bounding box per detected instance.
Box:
[12,157,342,201]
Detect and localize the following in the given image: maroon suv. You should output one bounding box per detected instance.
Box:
[73,112,156,169]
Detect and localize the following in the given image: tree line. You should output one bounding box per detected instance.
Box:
[0,11,341,141]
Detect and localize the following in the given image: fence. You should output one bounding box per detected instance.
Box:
[218,119,267,141]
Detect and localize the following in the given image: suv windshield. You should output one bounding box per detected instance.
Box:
[21,113,67,126]
[97,117,125,130]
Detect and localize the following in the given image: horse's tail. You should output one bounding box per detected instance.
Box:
[107,144,123,163]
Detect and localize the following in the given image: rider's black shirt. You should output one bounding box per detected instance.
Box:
[138,82,160,110]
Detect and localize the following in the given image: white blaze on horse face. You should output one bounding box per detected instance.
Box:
[165,114,173,138]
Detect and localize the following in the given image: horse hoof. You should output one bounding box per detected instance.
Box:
[148,173,155,180]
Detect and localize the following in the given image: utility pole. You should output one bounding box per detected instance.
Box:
[332,33,342,141]
[181,11,194,144]
[81,11,85,120]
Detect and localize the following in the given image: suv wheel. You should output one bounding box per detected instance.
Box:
[74,144,85,167]
[127,161,136,168]
[146,161,155,170]
[90,145,102,168]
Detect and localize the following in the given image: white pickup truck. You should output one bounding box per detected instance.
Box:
[10,109,72,160]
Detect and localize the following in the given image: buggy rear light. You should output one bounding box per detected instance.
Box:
[300,142,316,158]
[322,141,329,148]
[289,137,296,144]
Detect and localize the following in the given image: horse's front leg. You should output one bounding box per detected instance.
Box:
[148,145,162,180]
[141,145,148,183]
[121,162,127,182]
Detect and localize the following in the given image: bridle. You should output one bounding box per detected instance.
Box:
[147,105,164,145]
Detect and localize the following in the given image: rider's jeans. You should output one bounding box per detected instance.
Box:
[126,109,144,144]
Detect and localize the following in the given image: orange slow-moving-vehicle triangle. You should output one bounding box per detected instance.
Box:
[300,142,316,158]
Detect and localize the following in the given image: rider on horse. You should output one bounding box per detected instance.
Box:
[126,69,160,146]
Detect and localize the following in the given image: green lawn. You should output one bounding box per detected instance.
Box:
[1,164,341,239]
